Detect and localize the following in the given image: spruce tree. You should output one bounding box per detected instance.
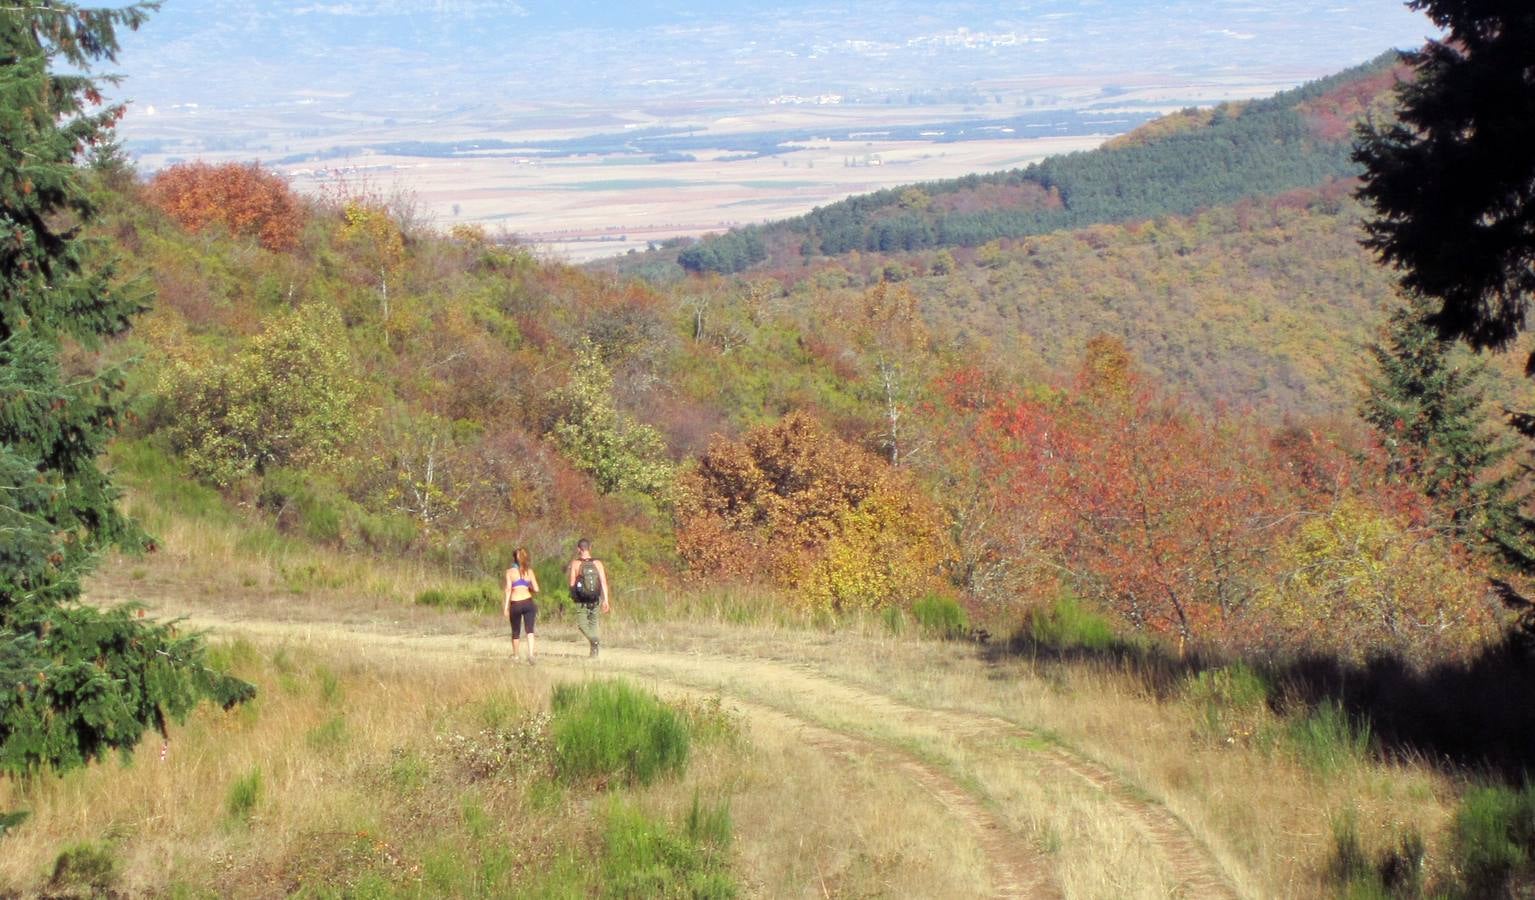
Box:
[1362,296,1535,573]
[1353,0,1535,355]
[0,1,252,808]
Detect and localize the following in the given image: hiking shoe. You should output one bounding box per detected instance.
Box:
[526,656,536,666]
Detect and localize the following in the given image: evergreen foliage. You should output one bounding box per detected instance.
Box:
[677,228,765,275]
[0,2,252,785]
[1354,1,1535,355]
[1361,296,1535,573]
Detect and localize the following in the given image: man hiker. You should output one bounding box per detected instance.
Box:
[567,538,610,658]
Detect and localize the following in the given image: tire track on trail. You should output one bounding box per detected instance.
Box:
[601,646,1242,900]
[663,683,1062,900]
[182,616,1240,898]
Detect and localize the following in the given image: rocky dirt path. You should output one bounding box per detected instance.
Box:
[177,614,1239,899]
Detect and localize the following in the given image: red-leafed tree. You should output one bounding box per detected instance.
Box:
[968,338,1283,649]
[147,161,305,251]
[938,337,1500,660]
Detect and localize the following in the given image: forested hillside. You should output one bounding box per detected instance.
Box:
[22,44,1535,897]
[10,34,1492,685]
[647,52,1406,275]
[89,141,1526,667]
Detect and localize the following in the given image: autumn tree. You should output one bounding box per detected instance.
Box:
[339,201,406,342]
[1263,497,1497,664]
[147,161,305,251]
[853,281,931,465]
[945,339,1287,649]
[0,2,251,806]
[675,411,951,610]
[548,338,672,498]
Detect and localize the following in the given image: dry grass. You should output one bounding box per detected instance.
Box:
[93,485,482,634]
[0,627,997,898]
[59,495,1466,897]
[635,619,1459,898]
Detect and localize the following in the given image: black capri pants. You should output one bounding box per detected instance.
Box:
[508,599,537,638]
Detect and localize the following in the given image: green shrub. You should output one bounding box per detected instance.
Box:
[551,680,689,786]
[387,750,429,791]
[1185,663,1270,744]
[674,694,745,749]
[259,468,414,551]
[1185,663,1269,710]
[1286,701,1371,773]
[1021,595,1118,652]
[50,841,118,893]
[1443,784,1535,897]
[109,439,233,525]
[686,791,734,850]
[226,767,264,822]
[158,303,368,487]
[306,714,348,751]
[356,509,417,553]
[414,583,499,614]
[911,593,968,639]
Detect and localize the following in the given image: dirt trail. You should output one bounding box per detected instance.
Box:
[181,615,1238,899]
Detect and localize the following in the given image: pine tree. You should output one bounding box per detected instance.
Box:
[1361,296,1535,573]
[0,2,252,803]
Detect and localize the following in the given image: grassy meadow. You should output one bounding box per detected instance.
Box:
[6,484,1520,898]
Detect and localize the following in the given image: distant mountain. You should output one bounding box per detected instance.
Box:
[656,53,1408,275]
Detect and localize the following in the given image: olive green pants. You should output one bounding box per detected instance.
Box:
[575,603,600,656]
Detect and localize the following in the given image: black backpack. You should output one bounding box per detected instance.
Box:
[572,558,601,604]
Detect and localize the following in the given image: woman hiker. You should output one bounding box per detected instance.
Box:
[504,547,540,665]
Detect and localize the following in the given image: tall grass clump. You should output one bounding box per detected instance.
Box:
[551,680,689,786]
[1327,809,1424,899]
[1019,594,1119,652]
[1441,783,1535,897]
[49,842,119,895]
[601,799,735,899]
[911,592,968,639]
[110,439,233,527]
[1286,700,1372,773]
[414,583,499,614]
[1184,663,1270,744]
[226,767,264,823]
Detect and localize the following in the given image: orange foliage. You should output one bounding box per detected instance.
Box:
[675,411,950,608]
[147,162,305,251]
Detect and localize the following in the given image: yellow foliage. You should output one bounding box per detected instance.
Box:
[1260,497,1498,664]
[803,483,952,612]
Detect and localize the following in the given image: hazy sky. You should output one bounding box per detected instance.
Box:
[111,0,1436,112]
